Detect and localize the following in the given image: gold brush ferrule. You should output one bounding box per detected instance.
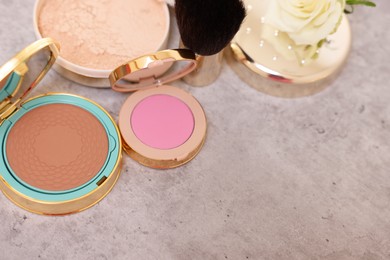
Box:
[179,41,223,87]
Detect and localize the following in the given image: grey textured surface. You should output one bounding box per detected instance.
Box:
[1,1,390,259]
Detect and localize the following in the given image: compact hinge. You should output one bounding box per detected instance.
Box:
[0,100,18,123]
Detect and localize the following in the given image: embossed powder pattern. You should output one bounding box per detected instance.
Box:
[38,0,168,70]
[6,104,109,191]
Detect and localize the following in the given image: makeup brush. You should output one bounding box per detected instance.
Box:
[175,0,246,86]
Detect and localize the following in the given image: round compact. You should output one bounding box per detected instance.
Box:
[33,0,170,87]
[226,0,352,98]
[110,49,207,169]
[0,39,122,215]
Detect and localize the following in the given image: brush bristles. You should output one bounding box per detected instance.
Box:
[175,0,246,56]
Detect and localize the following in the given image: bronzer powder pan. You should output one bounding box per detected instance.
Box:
[110,49,207,169]
[0,39,122,215]
[6,104,109,191]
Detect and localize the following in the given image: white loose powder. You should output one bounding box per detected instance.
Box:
[38,0,168,70]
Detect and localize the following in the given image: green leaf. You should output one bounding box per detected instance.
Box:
[345,0,375,13]
[346,0,376,7]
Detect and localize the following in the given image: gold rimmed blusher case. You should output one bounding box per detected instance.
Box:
[110,49,207,169]
[0,39,122,215]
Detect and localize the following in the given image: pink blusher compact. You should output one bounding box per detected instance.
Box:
[111,49,207,169]
[131,94,195,150]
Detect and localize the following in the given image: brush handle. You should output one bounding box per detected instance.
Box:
[182,53,223,87]
[179,39,224,87]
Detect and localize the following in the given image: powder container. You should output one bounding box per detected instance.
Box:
[33,0,170,87]
[226,0,351,98]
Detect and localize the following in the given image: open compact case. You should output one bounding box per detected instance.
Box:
[0,39,122,215]
[110,49,207,169]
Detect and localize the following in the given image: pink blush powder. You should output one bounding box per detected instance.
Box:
[131,95,194,150]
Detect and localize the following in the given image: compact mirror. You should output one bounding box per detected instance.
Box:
[0,38,59,109]
[110,49,197,92]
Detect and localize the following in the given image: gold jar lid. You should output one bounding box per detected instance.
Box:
[227,0,352,98]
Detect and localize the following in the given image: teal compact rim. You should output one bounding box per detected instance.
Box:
[0,93,121,202]
[0,72,21,102]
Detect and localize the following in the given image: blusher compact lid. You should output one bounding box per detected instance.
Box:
[109,49,198,92]
[110,49,207,169]
[0,38,122,215]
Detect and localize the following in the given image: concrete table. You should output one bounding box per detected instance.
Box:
[0,1,389,259]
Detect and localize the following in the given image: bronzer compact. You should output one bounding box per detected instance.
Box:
[0,39,122,215]
[110,49,207,169]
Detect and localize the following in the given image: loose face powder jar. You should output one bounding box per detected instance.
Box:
[33,0,170,87]
[0,39,122,215]
[226,0,351,98]
[110,49,207,169]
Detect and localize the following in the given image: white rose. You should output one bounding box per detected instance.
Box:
[262,24,321,63]
[266,0,345,45]
[262,0,345,63]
